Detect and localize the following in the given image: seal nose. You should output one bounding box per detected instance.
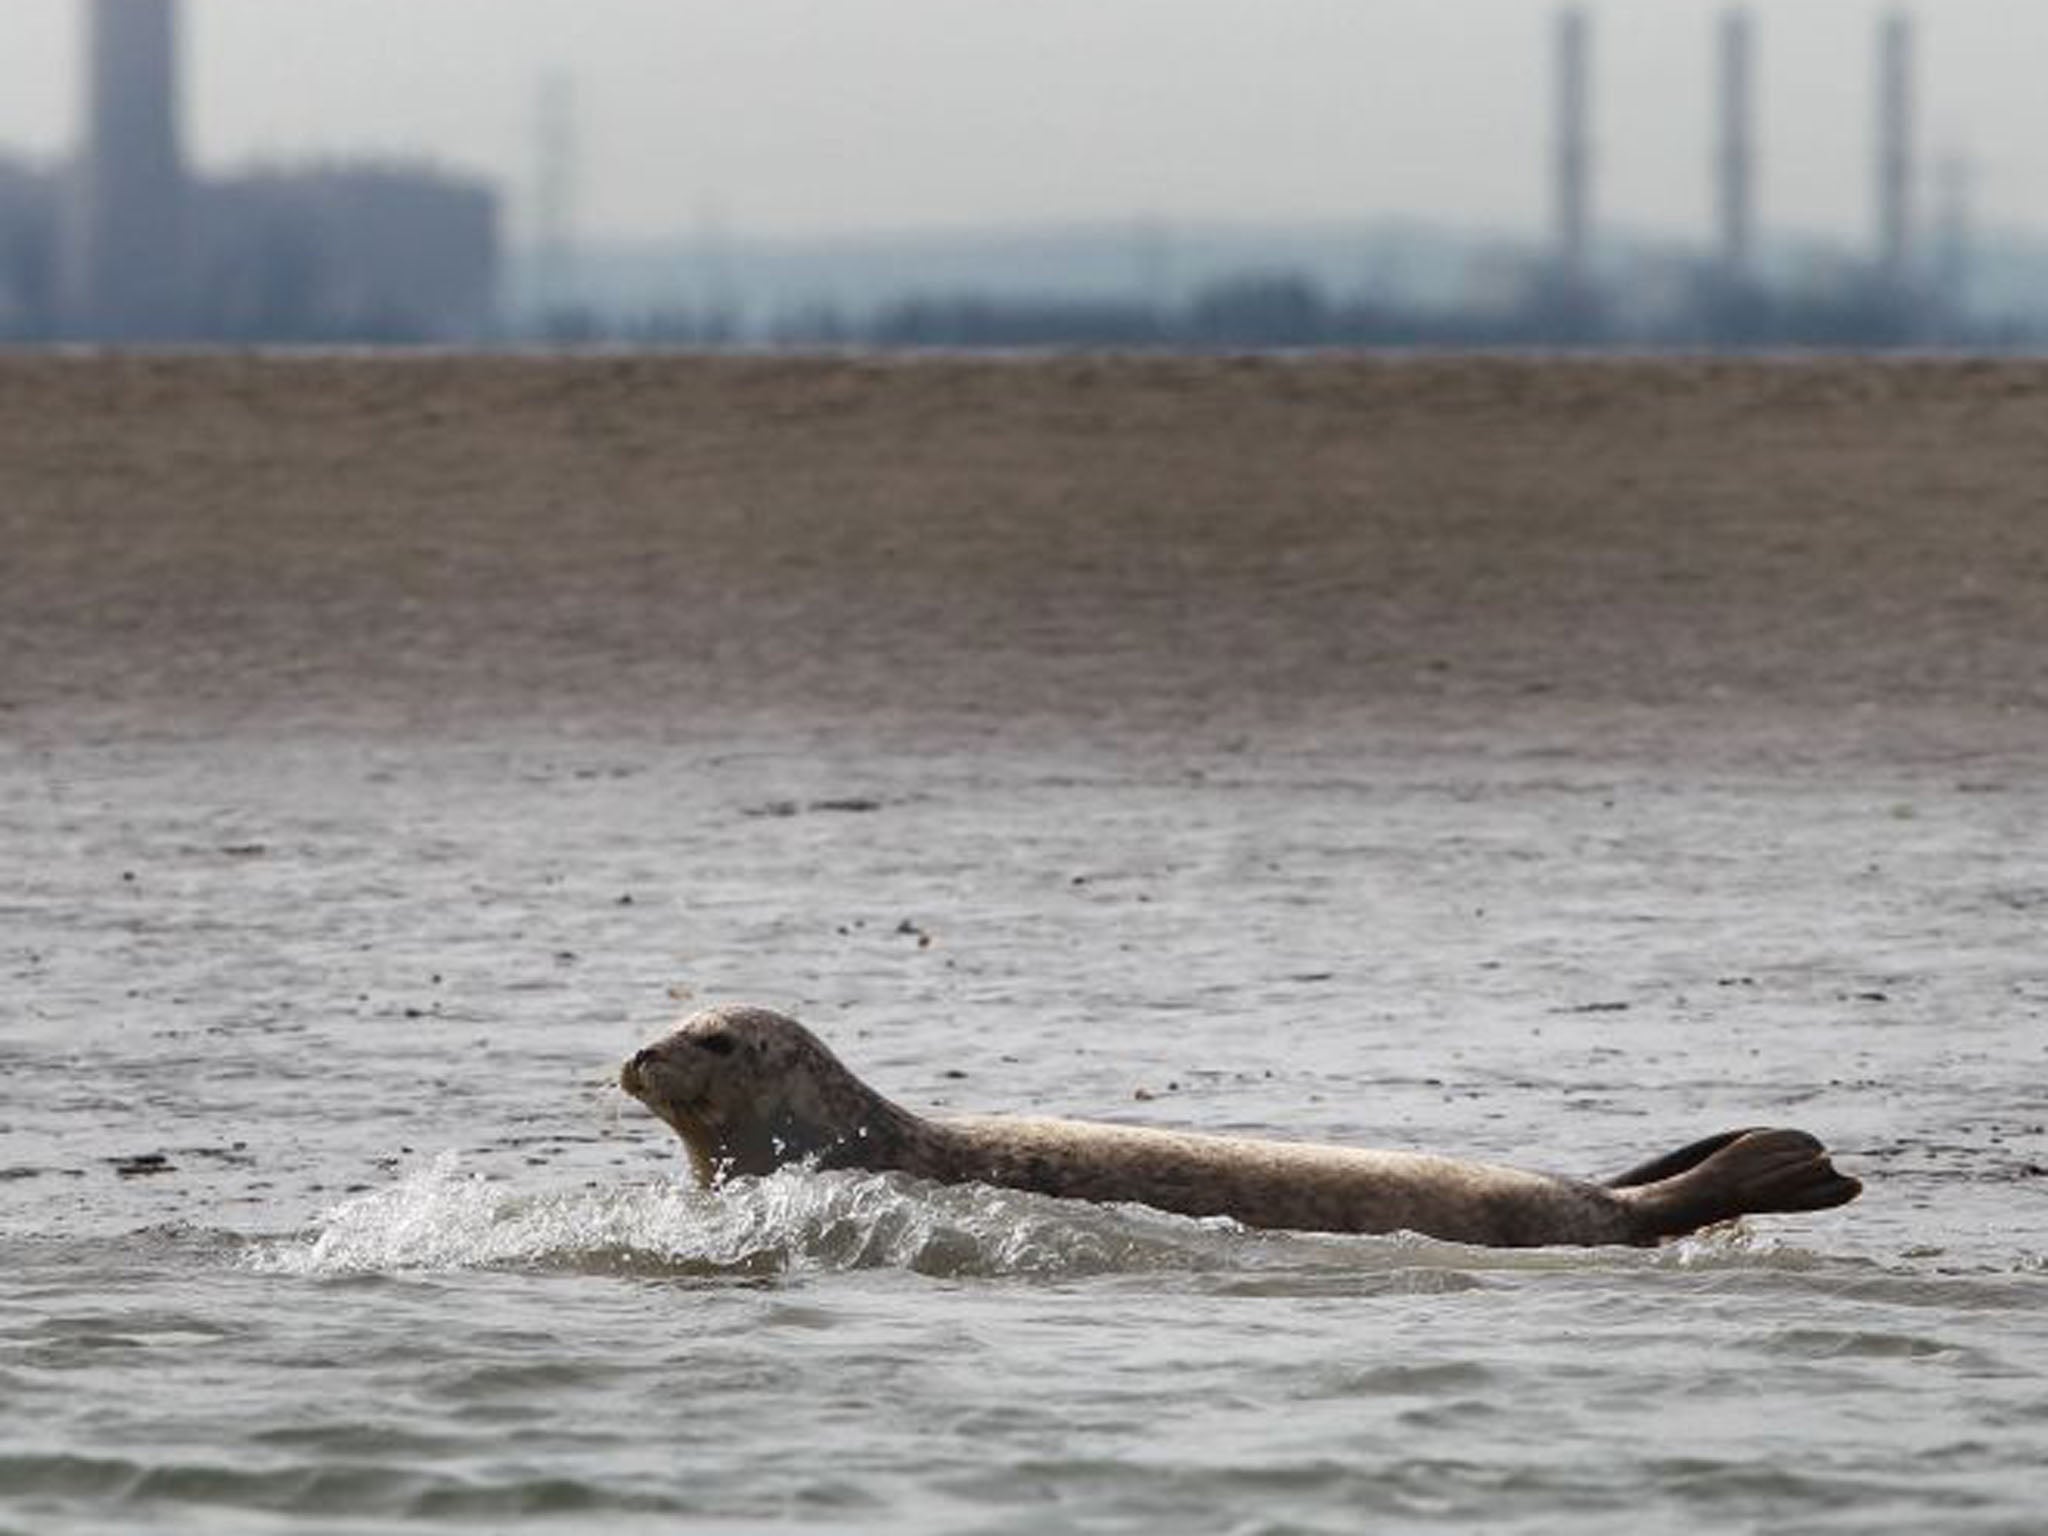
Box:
[620,1045,660,1096]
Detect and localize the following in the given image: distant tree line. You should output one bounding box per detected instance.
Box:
[535,264,2027,354]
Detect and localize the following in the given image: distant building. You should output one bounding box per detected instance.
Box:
[0,158,59,338]
[194,165,499,343]
[19,0,501,344]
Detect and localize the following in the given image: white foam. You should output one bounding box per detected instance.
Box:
[246,1152,1262,1280]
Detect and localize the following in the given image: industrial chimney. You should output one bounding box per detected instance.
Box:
[1875,11,1914,286]
[531,73,580,320]
[1716,9,1755,280]
[1554,7,1592,288]
[62,0,188,340]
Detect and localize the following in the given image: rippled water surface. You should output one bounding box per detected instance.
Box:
[5,718,2045,1533]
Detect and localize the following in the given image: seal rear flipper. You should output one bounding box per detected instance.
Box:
[1620,1128,1862,1243]
[1604,1128,1761,1189]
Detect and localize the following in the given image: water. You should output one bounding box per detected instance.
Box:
[5,715,2045,1533]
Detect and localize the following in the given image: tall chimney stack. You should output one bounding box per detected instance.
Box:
[63,0,188,340]
[1876,11,1914,285]
[1554,7,1592,287]
[532,73,579,318]
[1716,9,1755,280]
[1930,148,1971,316]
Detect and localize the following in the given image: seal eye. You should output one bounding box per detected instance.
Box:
[695,1032,738,1057]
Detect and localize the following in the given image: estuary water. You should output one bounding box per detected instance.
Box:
[3,714,2045,1534]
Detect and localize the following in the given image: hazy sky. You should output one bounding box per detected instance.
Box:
[2,0,2043,248]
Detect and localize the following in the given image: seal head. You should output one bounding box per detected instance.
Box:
[619,1005,916,1185]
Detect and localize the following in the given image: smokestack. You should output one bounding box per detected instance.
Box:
[532,73,579,318]
[1554,7,1592,285]
[1876,11,1914,285]
[63,0,188,340]
[1931,148,1971,314]
[1716,9,1755,280]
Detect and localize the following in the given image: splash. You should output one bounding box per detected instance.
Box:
[250,1152,1291,1280]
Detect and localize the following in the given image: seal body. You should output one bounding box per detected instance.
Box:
[619,1006,1861,1248]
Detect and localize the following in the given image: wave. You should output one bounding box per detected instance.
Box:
[246,1153,1847,1285]
[0,1448,698,1521]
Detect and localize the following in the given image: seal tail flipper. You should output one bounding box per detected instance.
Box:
[1615,1128,1862,1243]
[1604,1128,1761,1189]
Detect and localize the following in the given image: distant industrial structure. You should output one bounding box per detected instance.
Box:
[0,0,499,343]
[1875,12,1915,289]
[518,5,2013,353]
[2,1,2028,351]
[529,73,580,323]
[64,0,185,339]
[1537,4,1941,343]
[1715,9,1755,282]
[1551,9,1593,301]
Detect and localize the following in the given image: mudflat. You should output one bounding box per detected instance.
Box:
[3,354,2043,744]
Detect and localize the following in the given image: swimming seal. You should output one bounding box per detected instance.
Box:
[618,1005,1861,1248]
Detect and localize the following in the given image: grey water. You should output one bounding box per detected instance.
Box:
[4,718,2045,1534]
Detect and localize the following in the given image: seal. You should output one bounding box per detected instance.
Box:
[618,1005,1862,1248]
